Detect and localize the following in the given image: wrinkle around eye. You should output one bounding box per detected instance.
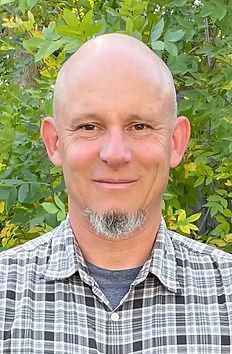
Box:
[65,123,104,140]
[126,123,154,136]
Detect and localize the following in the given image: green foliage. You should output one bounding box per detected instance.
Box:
[0,0,231,251]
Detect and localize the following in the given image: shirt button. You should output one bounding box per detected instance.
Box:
[111,312,119,322]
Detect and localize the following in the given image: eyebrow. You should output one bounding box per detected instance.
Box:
[69,113,101,124]
[69,112,158,125]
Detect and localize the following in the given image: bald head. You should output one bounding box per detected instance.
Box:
[53,33,177,122]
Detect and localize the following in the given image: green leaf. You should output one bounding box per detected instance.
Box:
[57,210,66,221]
[22,167,38,183]
[34,39,65,62]
[207,196,220,203]
[210,238,226,247]
[78,0,91,10]
[42,202,59,214]
[187,213,201,222]
[222,209,232,218]
[177,209,186,222]
[27,0,38,9]
[180,224,190,234]
[215,3,227,21]
[54,194,65,211]
[0,127,15,154]
[11,207,29,224]
[6,187,17,211]
[29,217,44,229]
[205,176,212,185]
[213,223,228,235]
[216,189,227,196]
[55,25,81,39]
[80,16,106,38]
[164,30,184,43]
[63,39,83,54]
[151,18,164,42]
[126,17,133,35]
[220,198,228,209]
[174,0,187,6]
[28,183,41,203]
[42,22,60,41]
[63,9,78,27]
[18,183,29,203]
[18,0,27,13]
[224,234,232,244]
[1,179,25,186]
[0,187,11,200]
[194,176,205,187]
[200,3,215,18]
[210,73,224,84]
[151,40,164,51]
[2,238,8,248]
[0,0,14,4]
[106,7,119,17]
[210,205,223,217]
[165,42,178,57]
[81,9,93,27]
[189,223,199,231]
[215,215,227,224]
[23,38,44,52]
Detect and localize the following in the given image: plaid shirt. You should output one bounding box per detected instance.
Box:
[0,219,232,354]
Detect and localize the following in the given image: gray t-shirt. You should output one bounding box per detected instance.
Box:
[86,261,142,309]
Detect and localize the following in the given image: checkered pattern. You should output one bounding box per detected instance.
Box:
[0,218,232,353]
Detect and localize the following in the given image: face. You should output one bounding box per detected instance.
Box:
[42,54,189,225]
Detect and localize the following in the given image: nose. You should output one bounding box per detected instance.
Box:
[99,128,132,168]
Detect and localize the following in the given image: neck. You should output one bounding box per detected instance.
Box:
[69,208,161,270]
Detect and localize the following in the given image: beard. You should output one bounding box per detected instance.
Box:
[83,208,146,240]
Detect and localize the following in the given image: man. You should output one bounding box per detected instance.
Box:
[0,33,231,353]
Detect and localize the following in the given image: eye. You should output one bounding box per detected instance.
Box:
[130,123,153,132]
[133,123,147,130]
[79,124,96,131]
[74,123,103,139]
[127,122,153,137]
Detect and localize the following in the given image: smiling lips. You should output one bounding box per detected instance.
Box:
[93,179,137,189]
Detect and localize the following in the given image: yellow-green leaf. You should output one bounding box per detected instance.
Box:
[224,234,232,244]
[180,225,190,234]
[210,239,226,248]
[187,213,201,222]
[178,209,186,222]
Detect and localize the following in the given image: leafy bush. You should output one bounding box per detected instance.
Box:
[0,0,231,251]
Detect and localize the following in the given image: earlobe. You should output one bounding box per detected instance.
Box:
[170,116,191,168]
[40,117,62,167]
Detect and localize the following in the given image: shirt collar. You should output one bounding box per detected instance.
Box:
[43,218,181,293]
[43,219,83,281]
[147,219,182,293]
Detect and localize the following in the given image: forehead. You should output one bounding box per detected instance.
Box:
[54,48,175,123]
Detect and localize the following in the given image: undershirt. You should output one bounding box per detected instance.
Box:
[86,261,142,309]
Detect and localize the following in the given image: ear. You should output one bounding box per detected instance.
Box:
[40,117,62,167]
[170,116,190,168]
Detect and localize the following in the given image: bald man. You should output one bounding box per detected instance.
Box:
[0,34,232,353]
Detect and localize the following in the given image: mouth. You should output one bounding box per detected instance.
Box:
[92,179,137,189]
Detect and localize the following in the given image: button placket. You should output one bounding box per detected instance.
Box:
[110,312,119,322]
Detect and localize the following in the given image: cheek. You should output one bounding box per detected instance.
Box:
[61,140,98,172]
[138,140,171,172]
